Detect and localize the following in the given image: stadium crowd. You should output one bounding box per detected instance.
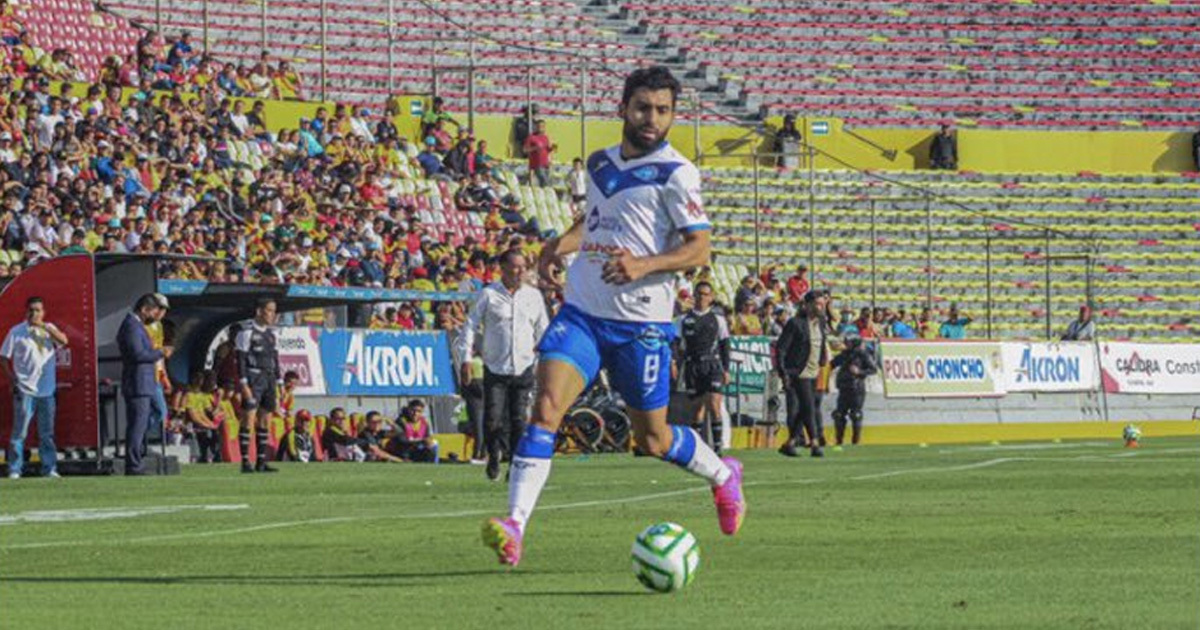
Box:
[0,26,994,467]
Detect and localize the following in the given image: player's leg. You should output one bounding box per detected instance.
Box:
[833,388,851,446]
[483,305,600,566]
[705,389,724,452]
[779,374,801,456]
[611,332,743,535]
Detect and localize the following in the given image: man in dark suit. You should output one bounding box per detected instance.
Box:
[118,293,172,475]
[773,291,830,458]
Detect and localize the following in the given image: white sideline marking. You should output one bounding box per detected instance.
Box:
[0,451,1189,551]
[0,504,249,526]
[937,441,1111,454]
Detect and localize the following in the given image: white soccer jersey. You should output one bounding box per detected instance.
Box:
[564,142,710,323]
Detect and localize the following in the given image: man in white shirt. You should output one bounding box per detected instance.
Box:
[2,296,69,479]
[457,249,549,481]
[34,98,65,151]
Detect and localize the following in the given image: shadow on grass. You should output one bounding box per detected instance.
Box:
[511,590,651,598]
[0,569,539,588]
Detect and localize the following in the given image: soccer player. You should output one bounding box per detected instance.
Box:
[482,67,745,567]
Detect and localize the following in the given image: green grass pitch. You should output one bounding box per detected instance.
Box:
[2,437,1198,629]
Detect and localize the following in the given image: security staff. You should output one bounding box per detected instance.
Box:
[235,298,280,473]
[675,281,730,450]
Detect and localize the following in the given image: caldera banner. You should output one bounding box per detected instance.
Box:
[1098,342,1200,394]
[880,341,1006,398]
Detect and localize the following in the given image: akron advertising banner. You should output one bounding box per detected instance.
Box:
[880,341,1006,398]
[1001,341,1099,393]
[319,329,457,397]
[1098,342,1200,394]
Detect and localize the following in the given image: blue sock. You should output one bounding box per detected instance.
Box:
[663,425,697,467]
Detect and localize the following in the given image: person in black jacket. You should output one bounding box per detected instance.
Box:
[1192,127,1199,172]
[830,333,877,446]
[929,124,957,170]
[773,291,830,458]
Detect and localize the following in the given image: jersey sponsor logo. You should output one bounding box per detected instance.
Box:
[583,207,625,234]
[686,197,704,219]
[632,165,660,182]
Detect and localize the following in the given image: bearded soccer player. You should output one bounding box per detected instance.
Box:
[482,67,745,567]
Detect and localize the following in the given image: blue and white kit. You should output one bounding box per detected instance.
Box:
[538,141,710,411]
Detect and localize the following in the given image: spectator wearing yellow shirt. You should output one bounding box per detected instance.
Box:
[731,299,764,336]
[177,371,221,463]
[273,61,304,100]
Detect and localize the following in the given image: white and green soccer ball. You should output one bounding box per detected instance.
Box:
[631,522,700,593]
[1123,424,1142,442]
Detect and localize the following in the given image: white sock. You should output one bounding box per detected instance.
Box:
[508,456,552,533]
[665,425,731,487]
[688,439,732,487]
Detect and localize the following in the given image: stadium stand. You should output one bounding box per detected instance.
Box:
[615,0,1200,128]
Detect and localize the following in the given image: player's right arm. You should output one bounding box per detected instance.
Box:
[537,217,585,290]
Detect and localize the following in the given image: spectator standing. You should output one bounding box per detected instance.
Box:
[939,304,972,339]
[2,296,68,479]
[523,119,556,187]
[456,249,549,480]
[512,104,538,158]
[117,293,171,475]
[567,157,587,206]
[930,124,957,170]
[1061,306,1096,341]
[774,291,829,458]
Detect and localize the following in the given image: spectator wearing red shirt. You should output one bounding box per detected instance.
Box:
[786,264,809,304]
[522,119,556,188]
[854,307,878,339]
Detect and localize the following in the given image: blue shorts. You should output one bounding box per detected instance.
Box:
[537,304,675,411]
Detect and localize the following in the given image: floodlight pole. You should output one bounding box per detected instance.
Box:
[752,150,761,275]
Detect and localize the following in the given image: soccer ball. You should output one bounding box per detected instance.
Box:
[1122,424,1142,443]
[631,522,700,593]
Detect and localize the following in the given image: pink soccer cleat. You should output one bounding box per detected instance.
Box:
[712,457,745,536]
[482,517,524,567]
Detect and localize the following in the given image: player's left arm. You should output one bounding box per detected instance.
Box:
[602,164,710,284]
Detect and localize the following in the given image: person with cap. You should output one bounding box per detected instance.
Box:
[774,290,831,457]
[456,248,549,480]
[3,296,69,479]
[117,293,173,475]
[1061,305,1096,341]
[417,137,444,179]
[829,332,877,448]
